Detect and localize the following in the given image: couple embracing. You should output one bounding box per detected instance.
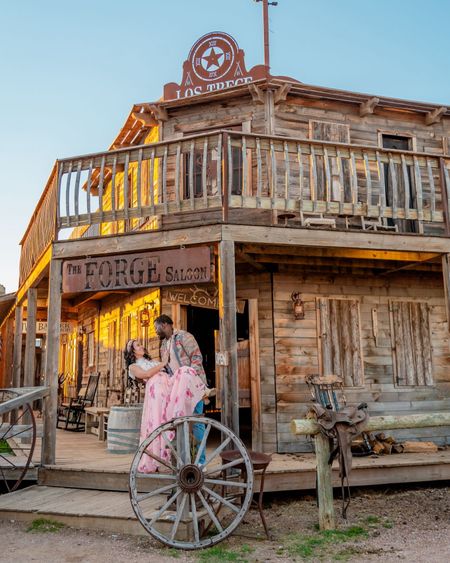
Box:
[124,314,214,472]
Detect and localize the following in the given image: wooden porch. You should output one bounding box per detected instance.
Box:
[24,429,450,492]
[1,429,449,535]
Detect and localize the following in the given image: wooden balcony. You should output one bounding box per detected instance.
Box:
[19,131,450,285]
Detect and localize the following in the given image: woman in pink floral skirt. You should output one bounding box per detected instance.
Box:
[124,339,207,472]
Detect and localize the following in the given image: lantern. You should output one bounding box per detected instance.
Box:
[291,292,305,320]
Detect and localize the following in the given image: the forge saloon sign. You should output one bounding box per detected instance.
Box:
[164,31,266,100]
[62,247,212,293]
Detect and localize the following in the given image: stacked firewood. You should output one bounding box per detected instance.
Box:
[352,433,439,455]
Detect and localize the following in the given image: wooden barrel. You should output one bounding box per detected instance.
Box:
[107,405,143,454]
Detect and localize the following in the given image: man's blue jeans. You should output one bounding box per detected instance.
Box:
[192,400,206,465]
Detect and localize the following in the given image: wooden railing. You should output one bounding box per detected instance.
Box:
[18,131,450,283]
[56,130,450,236]
[19,166,58,285]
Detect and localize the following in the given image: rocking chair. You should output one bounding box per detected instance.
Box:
[57,374,100,431]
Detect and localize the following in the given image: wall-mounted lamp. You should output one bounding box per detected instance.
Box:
[139,301,156,328]
[77,326,86,341]
[291,292,305,320]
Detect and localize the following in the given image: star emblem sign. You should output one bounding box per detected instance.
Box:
[201,47,224,71]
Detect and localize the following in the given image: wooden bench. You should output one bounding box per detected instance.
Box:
[84,407,110,441]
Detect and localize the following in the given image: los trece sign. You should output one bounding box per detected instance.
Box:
[62,247,212,293]
[163,31,266,101]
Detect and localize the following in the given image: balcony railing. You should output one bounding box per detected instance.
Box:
[19,131,450,285]
[19,166,58,285]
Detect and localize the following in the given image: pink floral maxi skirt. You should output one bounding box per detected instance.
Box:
[138,366,206,472]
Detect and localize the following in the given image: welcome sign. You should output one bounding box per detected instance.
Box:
[163,32,266,101]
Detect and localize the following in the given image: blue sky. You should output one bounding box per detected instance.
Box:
[0,0,449,292]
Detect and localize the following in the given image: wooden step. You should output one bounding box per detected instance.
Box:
[0,485,147,535]
[37,450,450,493]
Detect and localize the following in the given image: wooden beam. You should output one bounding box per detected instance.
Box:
[13,305,23,388]
[223,224,450,254]
[243,253,440,272]
[359,97,379,117]
[273,83,292,105]
[218,240,239,436]
[248,83,265,105]
[23,288,37,388]
[42,260,62,465]
[131,112,158,128]
[425,106,447,126]
[237,243,440,263]
[68,291,130,308]
[235,250,267,271]
[52,225,222,260]
[291,412,450,436]
[147,104,168,122]
[442,254,450,332]
[17,245,52,304]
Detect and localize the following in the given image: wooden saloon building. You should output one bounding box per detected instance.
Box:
[2,30,450,464]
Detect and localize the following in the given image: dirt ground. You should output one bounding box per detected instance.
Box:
[1,484,449,562]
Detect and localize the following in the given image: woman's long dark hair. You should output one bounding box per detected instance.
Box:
[124,339,152,388]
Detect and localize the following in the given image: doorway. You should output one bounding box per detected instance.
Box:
[186,303,252,446]
[382,134,417,233]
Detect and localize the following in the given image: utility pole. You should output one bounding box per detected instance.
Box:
[255,0,278,78]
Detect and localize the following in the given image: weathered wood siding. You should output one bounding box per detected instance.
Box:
[276,98,450,154]
[236,272,276,453]
[275,98,449,236]
[273,267,450,452]
[77,288,160,407]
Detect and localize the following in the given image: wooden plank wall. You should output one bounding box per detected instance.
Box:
[236,272,277,453]
[273,267,450,452]
[164,97,260,138]
[77,288,160,407]
[276,98,450,154]
[275,98,449,236]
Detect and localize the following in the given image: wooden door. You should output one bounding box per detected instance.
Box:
[214,336,251,408]
[390,301,433,386]
[237,339,251,407]
[318,297,363,387]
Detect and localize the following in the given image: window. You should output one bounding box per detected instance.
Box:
[317,297,363,386]
[183,125,245,200]
[309,120,350,202]
[390,300,433,386]
[381,134,416,233]
[87,331,95,367]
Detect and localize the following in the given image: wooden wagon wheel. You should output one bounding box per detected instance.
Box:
[0,390,37,493]
[129,415,254,550]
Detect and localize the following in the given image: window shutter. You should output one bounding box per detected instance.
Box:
[318,298,363,386]
[390,301,433,386]
[309,121,350,202]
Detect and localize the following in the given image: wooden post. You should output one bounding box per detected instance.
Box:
[248,298,262,451]
[222,132,229,223]
[315,433,335,530]
[5,316,15,386]
[291,412,450,530]
[442,254,450,332]
[24,288,37,387]
[439,158,450,236]
[218,240,239,435]
[262,0,270,77]
[42,259,62,465]
[12,304,23,388]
